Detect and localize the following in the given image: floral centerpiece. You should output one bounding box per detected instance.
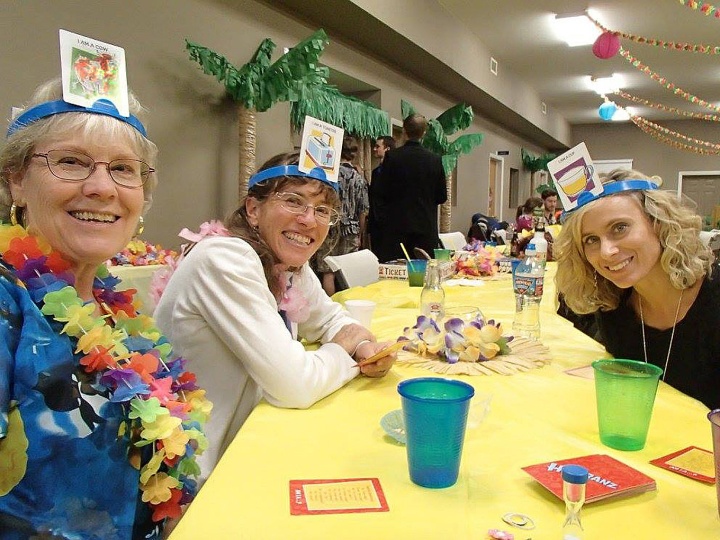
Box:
[108,238,178,266]
[395,313,551,376]
[454,241,499,277]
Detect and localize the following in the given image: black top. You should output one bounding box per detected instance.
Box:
[597,265,720,409]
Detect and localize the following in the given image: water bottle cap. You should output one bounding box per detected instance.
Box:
[562,464,589,484]
[527,242,536,252]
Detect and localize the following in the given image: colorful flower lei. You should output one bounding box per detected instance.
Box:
[0,223,212,523]
[399,314,512,363]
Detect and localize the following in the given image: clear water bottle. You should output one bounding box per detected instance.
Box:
[562,464,589,540]
[512,242,544,340]
[420,259,445,322]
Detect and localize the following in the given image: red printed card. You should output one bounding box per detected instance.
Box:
[650,446,715,484]
[289,478,389,515]
[522,454,656,503]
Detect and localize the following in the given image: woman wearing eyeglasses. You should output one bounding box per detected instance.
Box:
[154,152,395,479]
[0,80,210,538]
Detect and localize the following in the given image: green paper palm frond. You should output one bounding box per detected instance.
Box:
[291,84,390,139]
[521,148,557,173]
[448,133,484,157]
[423,119,449,155]
[401,99,417,120]
[436,103,473,135]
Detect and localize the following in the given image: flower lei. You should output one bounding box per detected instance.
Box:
[399,314,512,363]
[0,223,212,523]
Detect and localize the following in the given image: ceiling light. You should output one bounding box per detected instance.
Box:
[612,108,632,121]
[553,11,602,47]
[590,74,623,95]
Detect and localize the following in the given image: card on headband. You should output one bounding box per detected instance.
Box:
[59,29,129,117]
[298,115,343,183]
[547,142,603,212]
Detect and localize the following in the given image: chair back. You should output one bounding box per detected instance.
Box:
[323,249,380,289]
[439,232,467,251]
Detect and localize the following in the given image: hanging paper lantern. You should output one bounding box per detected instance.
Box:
[598,102,617,121]
[593,32,621,59]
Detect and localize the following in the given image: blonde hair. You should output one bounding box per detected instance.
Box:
[0,79,158,221]
[555,169,714,314]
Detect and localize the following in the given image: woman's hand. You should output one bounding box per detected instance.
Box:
[355,341,396,378]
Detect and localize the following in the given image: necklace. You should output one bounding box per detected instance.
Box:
[0,223,212,523]
[638,289,684,381]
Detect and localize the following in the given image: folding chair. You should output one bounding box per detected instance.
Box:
[323,249,380,290]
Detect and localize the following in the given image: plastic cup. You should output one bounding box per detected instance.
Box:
[397,377,474,488]
[344,299,376,329]
[406,259,427,287]
[433,248,452,261]
[707,409,720,517]
[592,359,663,451]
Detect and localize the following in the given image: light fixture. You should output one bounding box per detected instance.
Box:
[553,11,602,47]
[611,108,632,121]
[589,74,623,95]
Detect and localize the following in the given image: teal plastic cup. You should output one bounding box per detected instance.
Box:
[592,359,663,451]
[406,259,427,287]
[433,248,452,261]
[398,377,474,488]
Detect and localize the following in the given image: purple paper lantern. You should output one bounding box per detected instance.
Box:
[598,102,617,121]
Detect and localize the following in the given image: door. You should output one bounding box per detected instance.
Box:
[680,173,720,225]
[488,157,498,217]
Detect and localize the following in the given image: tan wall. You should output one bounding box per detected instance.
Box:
[2,0,551,247]
[572,120,720,192]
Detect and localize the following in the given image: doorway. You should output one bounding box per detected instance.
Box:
[488,155,505,220]
[678,170,720,227]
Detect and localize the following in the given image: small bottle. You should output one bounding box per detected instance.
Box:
[562,464,589,540]
[512,242,544,340]
[420,259,445,321]
[533,216,548,268]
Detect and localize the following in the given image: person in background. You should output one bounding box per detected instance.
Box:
[154,152,395,480]
[515,196,543,232]
[373,114,447,262]
[368,135,395,256]
[541,188,560,225]
[0,79,210,538]
[554,168,719,409]
[314,135,369,295]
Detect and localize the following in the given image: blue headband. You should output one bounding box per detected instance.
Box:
[247,165,339,192]
[7,99,147,138]
[571,179,659,212]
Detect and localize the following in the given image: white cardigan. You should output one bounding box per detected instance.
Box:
[154,236,359,478]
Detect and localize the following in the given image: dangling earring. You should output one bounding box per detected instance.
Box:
[593,270,598,289]
[135,216,145,236]
[9,203,21,226]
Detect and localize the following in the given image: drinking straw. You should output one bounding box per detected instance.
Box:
[400,243,416,272]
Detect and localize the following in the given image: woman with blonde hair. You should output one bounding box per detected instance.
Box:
[555,169,719,408]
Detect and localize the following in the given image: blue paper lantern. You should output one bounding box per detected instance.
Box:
[598,102,617,121]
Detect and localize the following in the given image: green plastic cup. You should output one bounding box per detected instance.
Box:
[433,248,452,261]
[592,359,663,451]
[406,259,427,287]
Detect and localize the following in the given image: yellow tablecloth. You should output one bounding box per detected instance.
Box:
[171,264,716,540]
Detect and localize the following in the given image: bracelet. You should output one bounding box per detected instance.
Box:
[350,339,372,358]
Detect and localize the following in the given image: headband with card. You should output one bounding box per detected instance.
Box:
[248,115,342,191]
[547,142,658,214]
[7,30,147,138]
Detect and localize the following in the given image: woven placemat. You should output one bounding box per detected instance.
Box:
[395,336,551,375]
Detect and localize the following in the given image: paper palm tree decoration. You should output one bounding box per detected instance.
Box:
[187,30,330,201]
[521,148,558,194]
[401,100,484,232]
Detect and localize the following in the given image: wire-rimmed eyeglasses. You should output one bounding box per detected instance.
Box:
[31,149,154,188]
[273,192,340,226]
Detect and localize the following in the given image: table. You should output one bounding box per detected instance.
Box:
[170,264,717,539]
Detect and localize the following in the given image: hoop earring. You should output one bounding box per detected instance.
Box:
[9,203,21,226]
[135,216,145,236]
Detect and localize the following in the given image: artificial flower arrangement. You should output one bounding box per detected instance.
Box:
[108,238,178,266]
[454,240,499,278]
[399,313,513,363]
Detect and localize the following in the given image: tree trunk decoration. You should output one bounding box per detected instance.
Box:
[237,105,256,201]
[440,170,454,233]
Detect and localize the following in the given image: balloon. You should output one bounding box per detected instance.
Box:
[593,32,621,59]
[598,102,617,121]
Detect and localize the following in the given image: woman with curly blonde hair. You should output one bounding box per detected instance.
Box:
[555,169,718,408]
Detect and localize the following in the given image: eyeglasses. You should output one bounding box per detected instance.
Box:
[31,149,154,188]
[274,192,339,226]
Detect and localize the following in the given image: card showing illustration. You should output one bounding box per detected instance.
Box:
[298,115,343,183]
[546,142,602,211]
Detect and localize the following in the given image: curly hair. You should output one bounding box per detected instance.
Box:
[0,79,158,222]
[224,151,340,298]
[555,169,714,314]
